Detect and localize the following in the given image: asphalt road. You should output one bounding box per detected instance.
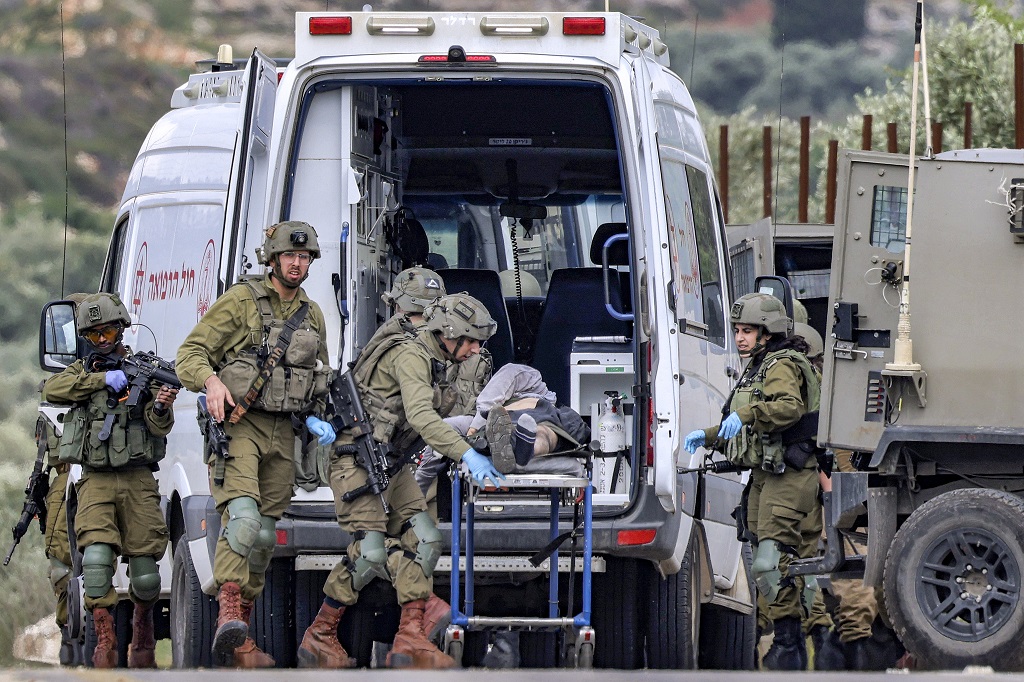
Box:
[0,668,1018,681]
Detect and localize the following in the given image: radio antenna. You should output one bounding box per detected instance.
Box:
[59,2,70,297]
[772,0,788,238]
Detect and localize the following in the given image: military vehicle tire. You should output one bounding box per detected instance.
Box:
[644,528,700,669]
[592,556,643,668]
[170,539,216,668]
[884,488,1024,671]
[699,543,757,670]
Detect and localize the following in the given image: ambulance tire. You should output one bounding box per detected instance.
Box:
[885,488,1024,671]
[592,557,643,669]
[170,539,216,668]
[519,632,557,668]
[644,529,700,669]
[698,543,757,670]
[250,558,295,667]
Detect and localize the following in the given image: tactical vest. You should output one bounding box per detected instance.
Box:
[352,316,455,453]
[725,348,821,472]
[57,385,165,469]
[217,279,329,414]
[449,348,493,417]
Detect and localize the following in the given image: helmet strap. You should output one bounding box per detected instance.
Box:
[433,331,458,362]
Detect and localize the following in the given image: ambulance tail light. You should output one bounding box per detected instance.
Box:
[617,529,656,546]
[309,16,352,35]
[563,17,606,36]
[276,529,288,545]
[418,46,495,64]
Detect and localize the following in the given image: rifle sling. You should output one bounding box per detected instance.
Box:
[229,301,310,424]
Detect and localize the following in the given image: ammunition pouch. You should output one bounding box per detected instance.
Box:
[58,397,165,469]
[220,352,319,415]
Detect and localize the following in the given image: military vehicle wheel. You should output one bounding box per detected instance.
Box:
[170,540,216,668]
[644,528,700,669]
[884,488,1024,671]
[699,543,757,670]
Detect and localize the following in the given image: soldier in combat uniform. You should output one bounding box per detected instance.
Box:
[176,221,335,667]
[42,293,178,668]
[298,292,503,669]
[685,293,822,671]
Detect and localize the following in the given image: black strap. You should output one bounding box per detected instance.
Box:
[229,301,310,424]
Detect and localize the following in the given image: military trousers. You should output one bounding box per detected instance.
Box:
[212,409,296,601]
[45,466,73,626]
[323,452,431,606]
[75,467,169,609]
[749,458,820,622]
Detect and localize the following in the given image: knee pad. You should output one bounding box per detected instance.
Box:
[403,511,443,578]
[349,531,389,591]
[128,556,161,603]
[82,544,116,600]
[247,515,277,575]
[802,575,819,616]
[48,557,72,590]
[223,497,262,558]
[752,539,784,603]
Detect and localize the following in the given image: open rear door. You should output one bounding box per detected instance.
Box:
[726,217,775,294]
[220,48,278,290]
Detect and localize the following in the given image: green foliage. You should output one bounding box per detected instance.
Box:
[855,8,1024,152]
[670,29,890,123]
[772,0,867,46]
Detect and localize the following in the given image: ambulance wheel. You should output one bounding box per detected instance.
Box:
[592,557,643,668]
[170,539,216,668]
[885,488,1024,671]
[644,528,700,669]
[250,558,295,666]
[699,543,757,670]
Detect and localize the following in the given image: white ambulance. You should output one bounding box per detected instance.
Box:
[43,10,754,669]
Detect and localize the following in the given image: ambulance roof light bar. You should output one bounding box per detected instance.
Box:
[479,16,549,36]
[366,15,435,36]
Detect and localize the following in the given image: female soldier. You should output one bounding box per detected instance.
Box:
[684,292,821,671]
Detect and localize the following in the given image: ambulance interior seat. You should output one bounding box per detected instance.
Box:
[436,268,515,370]
[530,234,632,404]
[500,269,545,364]
[588,222,633,311]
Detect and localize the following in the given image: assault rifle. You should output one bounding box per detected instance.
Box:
[197,395,232,486]
[5,420,51,565]
[97,350,183,442]
[329,368,395,513]
[677,458,746,475]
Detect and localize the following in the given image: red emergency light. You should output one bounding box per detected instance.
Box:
[309,16,353,35]
[563,17,605,36]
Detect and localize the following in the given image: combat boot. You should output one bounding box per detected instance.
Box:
[762,616,807,671]
[231,598,275,668]
[297,602,357,668]
[212,582,248,664]
[422,592,451,643]
[91,607,118,669]
[386,599,457,669]
[127,603,157,668]
[848,617,906,671]
[810,624,847,671]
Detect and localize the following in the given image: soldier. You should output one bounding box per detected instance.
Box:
[176,221,335,668]
[42,293,178,669]
[37,292,89,665]
[298,292,503,670]
[684,293,821,671]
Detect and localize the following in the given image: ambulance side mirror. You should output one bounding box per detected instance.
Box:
[39,301,79,372]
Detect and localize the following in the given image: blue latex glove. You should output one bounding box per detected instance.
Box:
[305,416,336,446]
[462,448,506,488]
[105,370,128,392]
[719,412,744,440]
[684,429,706,454]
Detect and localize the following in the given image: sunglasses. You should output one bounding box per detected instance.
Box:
[83,324,122,345]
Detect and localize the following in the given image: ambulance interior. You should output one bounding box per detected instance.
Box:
[287,77,640,511]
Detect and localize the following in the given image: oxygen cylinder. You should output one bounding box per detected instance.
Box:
[598,391,626,453]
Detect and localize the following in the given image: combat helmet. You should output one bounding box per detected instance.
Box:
[792,298,809,325]
[256,221,321,265]
[730,292,792,337]
[76,293,131,332]
[382,267,447,313]
[423,293,497,341]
